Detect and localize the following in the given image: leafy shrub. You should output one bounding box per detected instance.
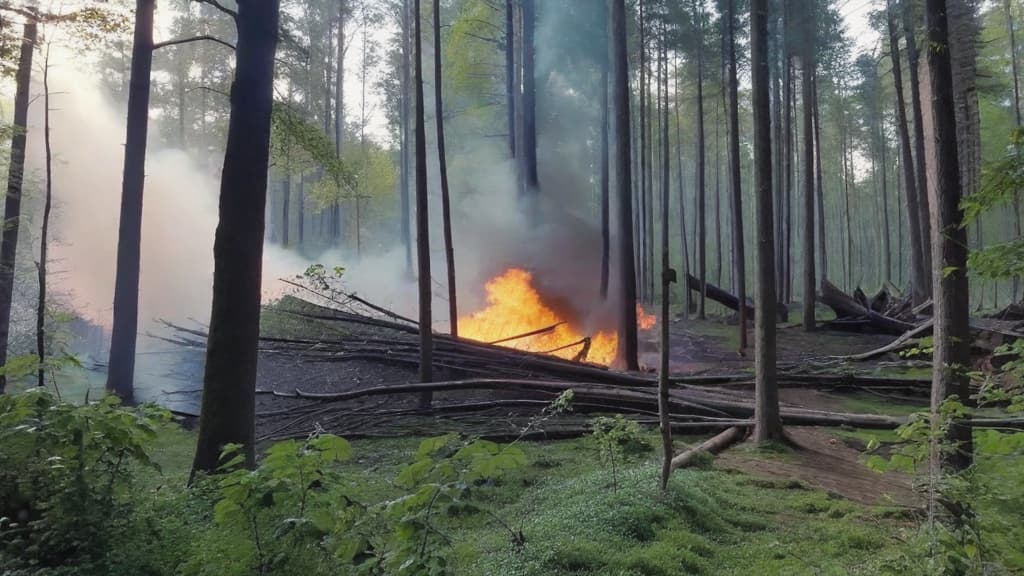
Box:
[0,389,169,570]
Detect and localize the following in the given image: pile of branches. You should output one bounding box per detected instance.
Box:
[819,281,919,335]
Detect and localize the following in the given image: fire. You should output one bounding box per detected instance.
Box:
[458,268,619,365]
[636,304,657,330]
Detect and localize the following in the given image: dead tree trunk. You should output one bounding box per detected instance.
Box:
[0,18,36,394]
[36,46,53,389]
[105,0,154,404]
[190,0,281,476]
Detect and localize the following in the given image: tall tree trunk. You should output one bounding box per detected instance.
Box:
[505,0,516,158]
[191,0,281,476]
[727,0,748,350]
[714,95,723,288]
[694,0,707,319]
[400,0,413,275]
[433,0,457,337]
[521,0,538,194]
[600,33,610,300]
[414,0,433,406]
[752,0,782,441]
[801,47,815,330]
[887,3,929,306]
[676,58,691,315]
[105,0,153,404]
[923,0,972,479]
[841,93,853,289]
[612,0,639,370]
[657,18,673,491]
[281,174,290,246]
[812,72,826,286]
[1006,0,1022,300]
[37,46,53,389]
[903,1,934,286]
[0,18,35,394]
[639,0,648,303]
[335,0,345,153]
[783,30,794,303]
[880,105,892,281]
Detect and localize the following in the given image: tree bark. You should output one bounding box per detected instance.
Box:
[600,25,610,300]
[191,0,281,476]
[335,0,345,155]
[0,18,35,394]
[1007,0,1022,300]
[752,0,783,441]
[694,0,707,319]
[105,0,154,404]
[521,0,538,194]
[36,46,53,389]
[414,0,433,407]
[812,72,827,286]
[924,0,973,476]
[400,0,413,275]
[658,19,673,492]
[726,0,747,350]
[505,0,515,158]
[887,3,929,306]
[612,0,638,371]
[903,1,934,287]
[801,22,816,331]
[433,0,457,338]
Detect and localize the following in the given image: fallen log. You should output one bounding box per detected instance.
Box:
[820,280,915,335]
[686,273,788,322]
[670,426,748,471]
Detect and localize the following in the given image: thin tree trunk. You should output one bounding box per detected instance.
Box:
[924,0,972,480]
[658,18,673,491]
[801,42,815,331]
[727,0,747,350]
[414,0,433,406]
[433,0,457,337]
[1007,0,1022,300]
[812,71,826,286]
[752,0,782,441]
[903,2,934,286]
[612,0,639,370]
[639,0,648,303]
[783,43,794,303]
[0,18,35,393]
[505,0,515,158]
[521,0,538,194]
[600,33,611,300]
[105,0,153,404]
[675,59,691,316]
[400,0,413,275]
[694,0,707,319]
[36,46,53,389]
[190,0,281,476]
[841,92,853,289]
[335,0,345,154]
[887,3,929,306]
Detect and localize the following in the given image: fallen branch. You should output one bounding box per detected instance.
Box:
[670,426,748,471]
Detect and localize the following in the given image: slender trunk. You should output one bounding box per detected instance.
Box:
[801,51,815,331]
[639,0,647,303]
[106,0,153,404]
[887,4,929,306]
[505,0,516,158]
[694,0,707,319]
[335,0,345,153]
[414,0,433,405]
[675,59,691,316]
[281,174,290,246]
[727,0,748,350]
[190,0,281,476]
[37,46,53,389]
[658,19,673,491]
[714,95,723,289]
[812,71,826,286]
[600,36,611,300]
[521,0,538,194]
[1007,0,1023,300]
[400,0,413,275]
[0,19,35,393]
[433,0,457,337]
[752,0,782,441]
[612,0,638,370]
[783,47,794,303]
[924,0,972,479]
[841,93,853,289]
[904,2,934,285]
[880,106,892,282]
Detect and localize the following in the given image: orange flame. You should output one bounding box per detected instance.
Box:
[458,268,619,365]
[636,304,657,330]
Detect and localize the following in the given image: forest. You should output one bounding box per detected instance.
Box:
[1,0,1024,573]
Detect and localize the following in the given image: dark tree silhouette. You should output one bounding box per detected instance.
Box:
[191,0,282,476]
[612,0,638,371]
[106,0,155,405]
[726,0,747,350]
[433,0,458,337]
[414,0,433,407]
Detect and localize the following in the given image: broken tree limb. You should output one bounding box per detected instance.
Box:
[820,280,915,335]
[670,426,748,471]
[685,273,788,322]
